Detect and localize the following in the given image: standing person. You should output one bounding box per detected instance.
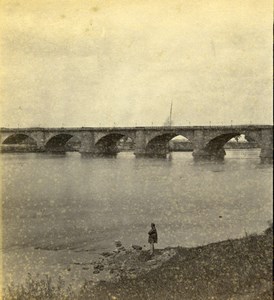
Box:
[148,223,158,255]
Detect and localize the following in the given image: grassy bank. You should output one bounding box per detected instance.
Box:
[3,225,272,300]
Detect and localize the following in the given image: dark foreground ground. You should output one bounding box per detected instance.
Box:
[3,225,273,300]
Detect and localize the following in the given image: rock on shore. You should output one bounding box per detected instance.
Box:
[90,241,177,282]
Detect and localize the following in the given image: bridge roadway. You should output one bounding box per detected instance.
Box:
[0,125,273,162]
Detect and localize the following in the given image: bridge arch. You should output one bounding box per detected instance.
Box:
[95,133,135,156]
[201,131,261,160]
[145,133,193,157]
[1,133,38,152]
[45,134,81,152]
[2,133,37,145]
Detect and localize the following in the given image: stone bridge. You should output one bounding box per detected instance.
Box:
[0,125,272,162]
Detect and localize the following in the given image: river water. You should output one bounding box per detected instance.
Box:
[1,149,273,288]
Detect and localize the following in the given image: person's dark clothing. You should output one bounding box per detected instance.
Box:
[148,227,158,244]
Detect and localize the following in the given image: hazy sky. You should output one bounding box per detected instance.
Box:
[0,0,272,127]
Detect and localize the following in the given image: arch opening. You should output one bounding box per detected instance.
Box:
[205,133,241,154]
[2,134,38,152]
[169,135,193,152]
[95,133,133,156]
[203,133,260,161]
[224,134,259,150]
[117,136,134,151]
[45,134,79,152]
[65,136,82,152]
[145,133,191,158]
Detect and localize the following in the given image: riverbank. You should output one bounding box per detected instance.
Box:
[3,224,272,300]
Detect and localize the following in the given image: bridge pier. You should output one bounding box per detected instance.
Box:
[79,132,97,157]
[191,129,227,161]
[133,130,169,158]
[79,132,120,157]
[260,148,273,163]
[29,131,47,152]
[134,130,147,158]
[259,129,273,163]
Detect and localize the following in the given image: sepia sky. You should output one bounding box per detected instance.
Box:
[0,0,272,127]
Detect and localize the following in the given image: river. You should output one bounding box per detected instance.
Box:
[1,149,272,289]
